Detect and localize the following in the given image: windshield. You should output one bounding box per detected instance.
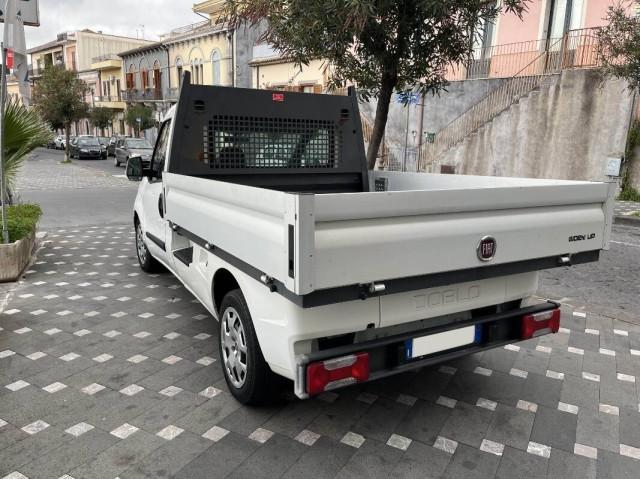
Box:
[126,139,152,149]
[78,138,100,147]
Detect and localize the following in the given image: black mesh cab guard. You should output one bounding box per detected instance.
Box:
[167,72,369,193]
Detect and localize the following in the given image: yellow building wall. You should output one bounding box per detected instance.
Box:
[253,59,328,90]
[167,33,231,88]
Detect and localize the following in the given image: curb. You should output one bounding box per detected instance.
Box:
[614,215,640,227]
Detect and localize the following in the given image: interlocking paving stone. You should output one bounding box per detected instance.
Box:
[548,447,596,479]
[394,399,452,445]
[121,430,212,479]
[69,429,164,479]
[530,405,578,453]
[335,437,403,479]
[596,449,640,479]
[175,431,259,478]
[495,446,548,479]
[484,403,535,451]
[283,435,357,479]
[227,432,308,479]
[439,401,493,448]
[441,443,501,479]
[576,408,620,453]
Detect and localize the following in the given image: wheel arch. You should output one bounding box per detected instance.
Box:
[212,268,241,316]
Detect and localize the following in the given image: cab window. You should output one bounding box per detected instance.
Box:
[151,120,172,176]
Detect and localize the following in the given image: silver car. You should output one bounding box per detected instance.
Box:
[114,138,154,167]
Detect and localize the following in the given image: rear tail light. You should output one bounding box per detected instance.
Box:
[521,308,561,339]
[306,352,369,396]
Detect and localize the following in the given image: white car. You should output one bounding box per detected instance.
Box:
[53,136,67,149]
[129,74,615,405]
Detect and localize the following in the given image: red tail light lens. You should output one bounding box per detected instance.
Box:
[521,308,561,339]
[306,352,370,396]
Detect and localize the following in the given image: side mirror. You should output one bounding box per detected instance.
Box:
[126,155,146,181]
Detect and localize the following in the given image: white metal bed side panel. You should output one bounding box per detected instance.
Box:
[164,173,295,291]
[315,183,609,222]
[312,204,605,290]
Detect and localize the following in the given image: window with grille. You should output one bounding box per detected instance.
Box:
[203,116,341,169]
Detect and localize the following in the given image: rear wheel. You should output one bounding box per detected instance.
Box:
[135,220,162,273]
[114,156,120,167]
[219,289,278,405]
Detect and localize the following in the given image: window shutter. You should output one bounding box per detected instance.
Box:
[313,84,323,94]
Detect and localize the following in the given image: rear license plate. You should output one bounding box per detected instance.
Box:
[405,325,478,360]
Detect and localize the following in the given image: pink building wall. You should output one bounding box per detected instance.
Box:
[494,1,544,46]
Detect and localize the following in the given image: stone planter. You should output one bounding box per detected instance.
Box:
[0,232,35,283]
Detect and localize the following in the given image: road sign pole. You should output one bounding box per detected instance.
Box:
[0,42,9,243]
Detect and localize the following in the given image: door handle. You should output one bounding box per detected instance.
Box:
[158,193,164,218]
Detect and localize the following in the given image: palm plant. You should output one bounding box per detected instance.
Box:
[2,99,53,204]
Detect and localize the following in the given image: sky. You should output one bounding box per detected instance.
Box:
[2,0,203,49]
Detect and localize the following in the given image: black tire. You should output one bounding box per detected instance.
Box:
[219,289,278,405]
[135,220,162,273]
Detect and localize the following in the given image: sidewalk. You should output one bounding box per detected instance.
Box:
[614,201,640,226]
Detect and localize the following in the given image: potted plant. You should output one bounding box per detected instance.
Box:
[0,99,51,282]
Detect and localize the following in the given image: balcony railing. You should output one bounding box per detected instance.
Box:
[94,95,124,103]
[91,53,120,63]
[447,27,601,82]
[121,88,181,102]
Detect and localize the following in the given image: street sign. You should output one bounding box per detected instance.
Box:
[395,92,420,105]
[0,0,39,27]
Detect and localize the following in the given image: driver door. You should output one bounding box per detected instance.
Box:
[140,122,171,261]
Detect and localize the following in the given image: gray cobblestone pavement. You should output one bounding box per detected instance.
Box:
[15,157,134,192]
[1,225,639,479]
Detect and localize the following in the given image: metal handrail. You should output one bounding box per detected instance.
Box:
[417,29,603,171]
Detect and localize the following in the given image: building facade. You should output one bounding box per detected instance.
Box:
[119,0,264,136]
[28,30,153,135]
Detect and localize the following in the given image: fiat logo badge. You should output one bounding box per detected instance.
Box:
[477,236,497,262]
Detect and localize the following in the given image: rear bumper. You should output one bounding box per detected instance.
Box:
[293,300,559,399]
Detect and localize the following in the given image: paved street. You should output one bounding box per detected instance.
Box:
[1,151,639,479]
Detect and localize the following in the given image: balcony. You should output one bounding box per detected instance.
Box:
[121,88,180,103]
[93,95,126,109]
[91,53,121,70]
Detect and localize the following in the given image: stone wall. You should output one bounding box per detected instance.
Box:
[362,69,635,185]
[437,69,633,183]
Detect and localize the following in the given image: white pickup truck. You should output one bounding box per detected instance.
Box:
[127,74,615,404]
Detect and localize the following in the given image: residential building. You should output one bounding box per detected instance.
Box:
[119,0,262,135]
[250,44,328,92]
[28,30,153,135]
[91,54,127,135]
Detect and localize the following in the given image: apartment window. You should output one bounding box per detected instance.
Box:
[141,68,149,89]
[126,65,135,90]
[211,50,221,85]
[153,61,161,90]
[176,58,184,88]
[116,79,121,100]
[546,0,583,39]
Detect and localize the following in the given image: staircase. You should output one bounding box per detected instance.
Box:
[419,37,567,171]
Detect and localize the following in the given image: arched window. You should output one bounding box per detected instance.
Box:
[126,64,135,90]
[176,57,184,88]
[152,60,161,91]
[211,50,221,85]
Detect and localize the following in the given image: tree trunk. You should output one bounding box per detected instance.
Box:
[366,74,396,170]
[64,123,71,163]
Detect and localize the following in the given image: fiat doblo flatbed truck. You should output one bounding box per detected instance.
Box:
[127,72,615,404]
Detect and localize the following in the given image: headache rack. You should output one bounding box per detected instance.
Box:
[167,72,369,193]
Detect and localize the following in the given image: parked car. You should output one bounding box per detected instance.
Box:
[46,137,57,149]
[97,137,109,159]
[107,136,124,157]
[128,76,616,405]
[71,136,103,160]
[114,137,153,167]
[53,135,67,150]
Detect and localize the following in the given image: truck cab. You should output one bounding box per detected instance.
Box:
[128,73,615,404]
